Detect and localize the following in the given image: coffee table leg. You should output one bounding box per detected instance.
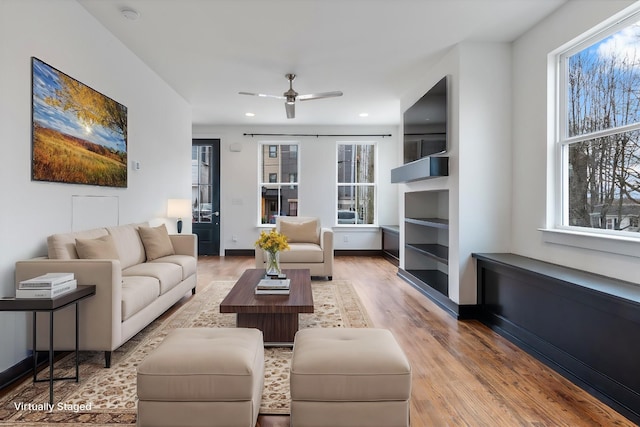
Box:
[32,312,37,383]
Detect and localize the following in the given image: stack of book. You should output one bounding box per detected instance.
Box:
[16,272,77,299]
[255,278,291,295]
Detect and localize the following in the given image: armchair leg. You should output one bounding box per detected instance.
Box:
[192,287,196,295]
[104,351,111,368]
[328,276,333,281]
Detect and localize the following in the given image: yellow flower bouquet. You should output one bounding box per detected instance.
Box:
[255,228,290,276]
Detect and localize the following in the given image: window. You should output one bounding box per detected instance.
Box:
[557,14,640,237]
[259,143,299,224]
[337,143,376,225]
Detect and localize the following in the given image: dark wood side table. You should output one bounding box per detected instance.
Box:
[0,285,96,404]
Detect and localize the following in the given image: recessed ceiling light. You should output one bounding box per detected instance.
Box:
[245,112,255,117]
[359,113,369,117]
[120,7,140,21]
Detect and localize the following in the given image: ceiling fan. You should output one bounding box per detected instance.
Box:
[239,74,343,119]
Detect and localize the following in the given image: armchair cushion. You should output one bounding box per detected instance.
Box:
[279,218,320,245]
[75,234,120,260]
[138,224,175,261]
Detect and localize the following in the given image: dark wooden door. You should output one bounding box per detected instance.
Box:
[191,139,220,255]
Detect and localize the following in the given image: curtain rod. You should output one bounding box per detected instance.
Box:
[243,133,392,138]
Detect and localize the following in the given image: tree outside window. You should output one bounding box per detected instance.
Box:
[559,17,640,235]
[337,143,375,225]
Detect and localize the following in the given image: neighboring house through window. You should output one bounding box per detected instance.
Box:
[337,142,376,225]
[259,143,299,224]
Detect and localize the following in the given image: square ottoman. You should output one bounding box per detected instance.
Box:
[136,328,264,427]
[290,328,412,427]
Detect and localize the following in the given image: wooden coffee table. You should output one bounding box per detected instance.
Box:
[219,268,314,345]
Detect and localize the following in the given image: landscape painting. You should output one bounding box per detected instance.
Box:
[31,57,127,187]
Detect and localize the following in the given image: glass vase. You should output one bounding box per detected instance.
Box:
[265,250,281,277]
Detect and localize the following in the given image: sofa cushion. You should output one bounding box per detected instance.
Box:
[138,224,175,261]
[75,234,120,260]
[123,262,183,295]
[151,255,197,280]
[279,219,319,244]
[121,276,161,321]
[279,243,324,263]
[47,227,109,259]
[106,223,147,269]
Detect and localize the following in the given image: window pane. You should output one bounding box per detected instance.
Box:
[262,145,278,182]
[357,186,375,225]
[261,185,280,224]
[567,129,640,230]
[567,22,640,138]
[356,145,375,183]
[338,145,355,183]
[280,144,298,179]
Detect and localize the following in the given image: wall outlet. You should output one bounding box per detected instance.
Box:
[343,235,349,243]
[232,235,238,242]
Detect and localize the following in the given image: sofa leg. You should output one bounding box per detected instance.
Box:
[192,287,196,295]
[104,351,111,368]
[328,276,333,281]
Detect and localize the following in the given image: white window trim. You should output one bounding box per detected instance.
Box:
[335,141,378,227]
[545,3,640,255]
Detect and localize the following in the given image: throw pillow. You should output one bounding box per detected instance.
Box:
[280,219,319,244]
[138,224,175,261]
[75,234,120,260]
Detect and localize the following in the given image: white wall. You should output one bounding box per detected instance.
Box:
[511,0,639,283]
[0,0,192,371]
[192,125,399,253]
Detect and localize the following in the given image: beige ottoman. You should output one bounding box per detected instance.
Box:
[136,328,264,427]
[290,328,412,427]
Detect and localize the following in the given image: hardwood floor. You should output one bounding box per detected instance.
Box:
[197,255,635,427]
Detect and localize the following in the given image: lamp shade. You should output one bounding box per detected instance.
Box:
[167,199,191,218]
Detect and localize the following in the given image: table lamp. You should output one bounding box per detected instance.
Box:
[167,199,191,233]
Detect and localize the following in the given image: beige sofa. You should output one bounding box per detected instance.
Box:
[15,222,197,367]
[255,217,333,280]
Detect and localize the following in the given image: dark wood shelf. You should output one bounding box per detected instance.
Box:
[391,156,449,183]
[406,243,448,264]
[405,217,449,229]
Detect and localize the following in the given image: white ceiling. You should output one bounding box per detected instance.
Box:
[78,0,567,127]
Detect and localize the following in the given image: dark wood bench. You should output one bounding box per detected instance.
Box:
[473,253,640,424]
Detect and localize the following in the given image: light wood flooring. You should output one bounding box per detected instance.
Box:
[196,255,636,427]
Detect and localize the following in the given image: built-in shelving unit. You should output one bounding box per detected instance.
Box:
[403,191,449,298]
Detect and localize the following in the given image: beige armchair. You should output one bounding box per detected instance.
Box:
[255,217,333,280]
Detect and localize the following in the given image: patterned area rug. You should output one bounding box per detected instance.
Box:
[0,279,371,425]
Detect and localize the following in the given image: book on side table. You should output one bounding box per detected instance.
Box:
[16,273,77,298]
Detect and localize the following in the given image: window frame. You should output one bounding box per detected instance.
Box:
[335,141,378,227]
[258,141,300,226]
[545,5,640,257]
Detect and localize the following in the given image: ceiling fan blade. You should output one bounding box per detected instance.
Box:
[298,91,343,101]
[238,91,286,100]
[285,102,295,119]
